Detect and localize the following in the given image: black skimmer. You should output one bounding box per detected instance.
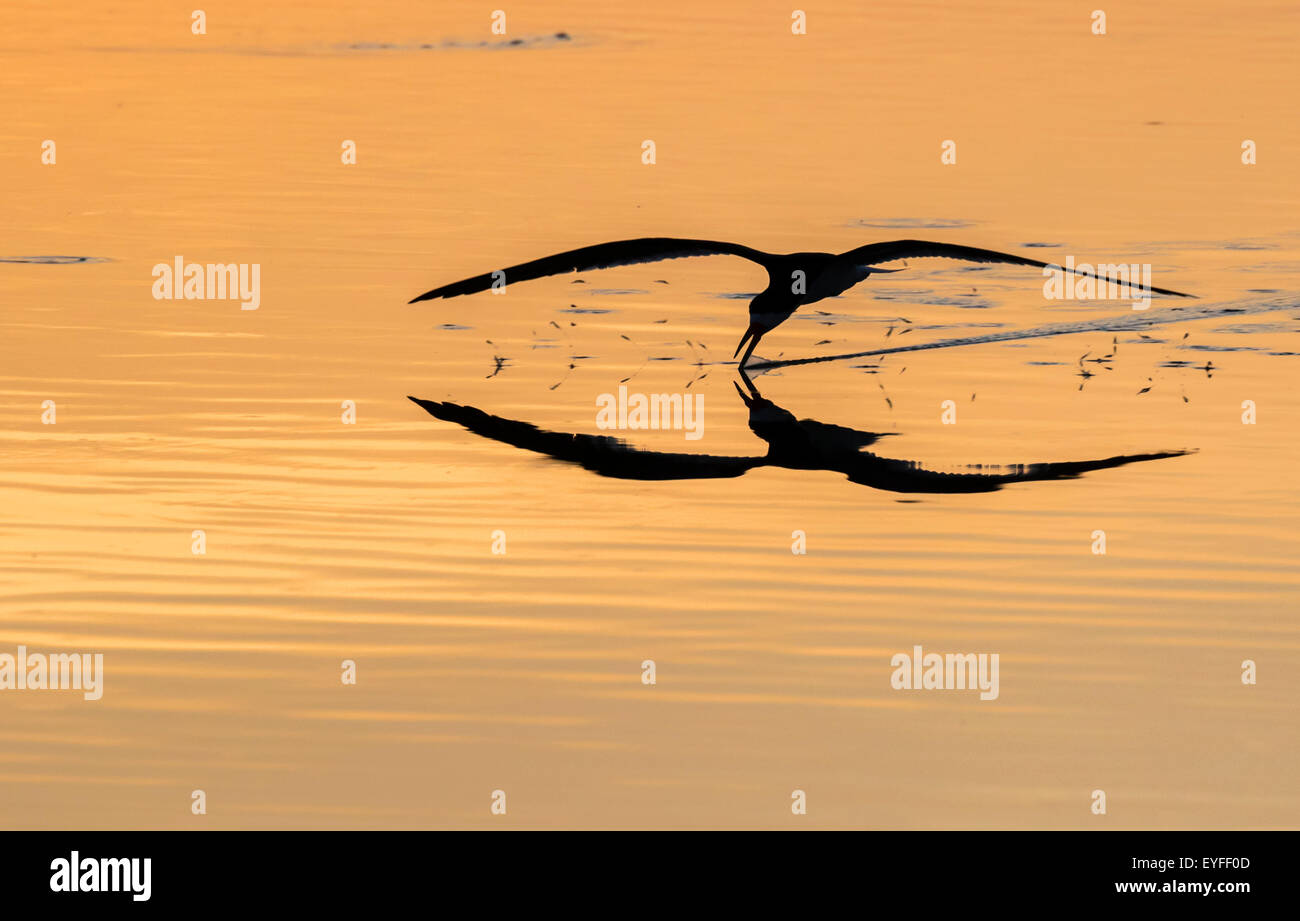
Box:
[410,238,1194,368]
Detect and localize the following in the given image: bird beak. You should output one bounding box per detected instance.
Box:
[733,323,760,359]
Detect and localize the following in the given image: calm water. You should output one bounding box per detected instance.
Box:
[1,0,1298,828]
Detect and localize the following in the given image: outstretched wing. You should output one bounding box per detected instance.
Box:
[841,239,1195,298]
[410,237,771,303]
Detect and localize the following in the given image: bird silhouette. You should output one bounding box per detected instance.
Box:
[410,238,1195,368]
[407,372,1190,494]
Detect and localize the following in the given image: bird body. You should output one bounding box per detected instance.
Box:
[410,237,1195,367]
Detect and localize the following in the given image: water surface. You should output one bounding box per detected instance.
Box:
[1,0,1297,829]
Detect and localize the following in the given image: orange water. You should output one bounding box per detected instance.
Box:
[1,0,1297,828]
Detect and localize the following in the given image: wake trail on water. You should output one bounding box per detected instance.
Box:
[749,293,1300,369]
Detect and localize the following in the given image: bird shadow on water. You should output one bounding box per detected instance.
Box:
[408,372,1191,496]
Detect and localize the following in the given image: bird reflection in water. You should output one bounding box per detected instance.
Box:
[408,372,1190,495]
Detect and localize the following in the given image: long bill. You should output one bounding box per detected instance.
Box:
[733,322,762,359]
